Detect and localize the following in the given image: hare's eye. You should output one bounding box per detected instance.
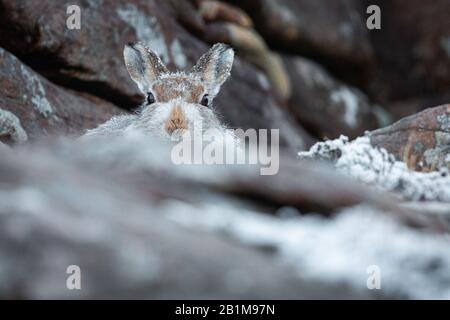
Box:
[200,94,209,107]
[146,92,155,105]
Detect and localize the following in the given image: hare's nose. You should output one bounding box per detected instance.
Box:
[165,106,188,135]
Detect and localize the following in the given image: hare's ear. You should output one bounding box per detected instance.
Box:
[191,43,234,96]
[123,42,168,93]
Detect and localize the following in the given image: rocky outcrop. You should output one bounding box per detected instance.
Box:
[228,0,374,84]
[0,48,122,143]
[1,0,450,300]
[0,137,385,299]
[370,104,450,172]
[0,0,195,108]
[1,150,364,299]
[0,0,313,150]
[284,55,379,138]
[2,134,449,298]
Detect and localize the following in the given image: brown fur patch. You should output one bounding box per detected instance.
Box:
[165,105,188,134]
[152,76,205,104]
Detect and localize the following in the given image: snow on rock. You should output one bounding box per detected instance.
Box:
[299,135,450,202]
[117,4,170,64]
[0,108,28,143]
[2,128,450,298]
[330,87,359,128]
[170,39,188,69]
[19,64,53,117]
[166,201,450,299]
[117,4,188,70]
[284,55,377,138]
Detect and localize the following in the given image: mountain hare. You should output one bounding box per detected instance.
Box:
[84,42,234,139]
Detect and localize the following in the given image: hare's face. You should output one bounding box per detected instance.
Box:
[124,42,234,137]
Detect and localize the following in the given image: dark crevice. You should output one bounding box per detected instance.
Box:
[42,71,143,111]
[3,47,142,111]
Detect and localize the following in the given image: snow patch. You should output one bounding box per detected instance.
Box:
[170,39,187,69]
[437,113,450,131]
[299,135,450,202]
[330,88,359,128]
[165,201,450,299]
[118,4,188,69]
[294,58,333,88]
[256,72,270,91]
[117,4,170,64]
[19,65,53,117]
[0,108,28,143]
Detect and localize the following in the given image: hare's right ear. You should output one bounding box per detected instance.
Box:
[123,42,168,93]
[191,43,234,97]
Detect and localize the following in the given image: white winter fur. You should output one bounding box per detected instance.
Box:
[84,42,235,141]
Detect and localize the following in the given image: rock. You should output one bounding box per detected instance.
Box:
[284,55,379,138]
[0,0,179,109]
[199,0,253,28]
[0,0,311,150]
[70,134,445,232]
[1,133,447,298]
[201,22,292,100]
[0,48,122,143]
[178,0,291,100]
[217,59,314,150]
[0,108,28,144]
[383,94,450,123]
[366,0,450,101]
[370,105,450,171]
[0,140,379,299]
[228,0,374,84]
[300,135,450,207]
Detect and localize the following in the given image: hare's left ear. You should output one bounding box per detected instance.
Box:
[191,43,234,97]
[123,42,168,93]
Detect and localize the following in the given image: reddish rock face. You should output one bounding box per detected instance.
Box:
[370,105,450,172]
[227,0,375,84]
[0,0,313,151]
[0,0,173,108]
[0,48,122,144]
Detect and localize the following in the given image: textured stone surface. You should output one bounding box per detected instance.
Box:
[370,105,450,171]
[0,48,122,143]
[0,0,178,108]
[284,55,378,138]
[228,0,374,84]
[0,0,449,300]
[0,0,312,150]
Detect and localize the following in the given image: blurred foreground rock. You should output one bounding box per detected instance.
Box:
[0,152,359,299]
[0,137,389,299]
[0,124,449,298]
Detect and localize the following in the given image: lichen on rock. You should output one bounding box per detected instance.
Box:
[299,135,450,202]
[0,108,28,144]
